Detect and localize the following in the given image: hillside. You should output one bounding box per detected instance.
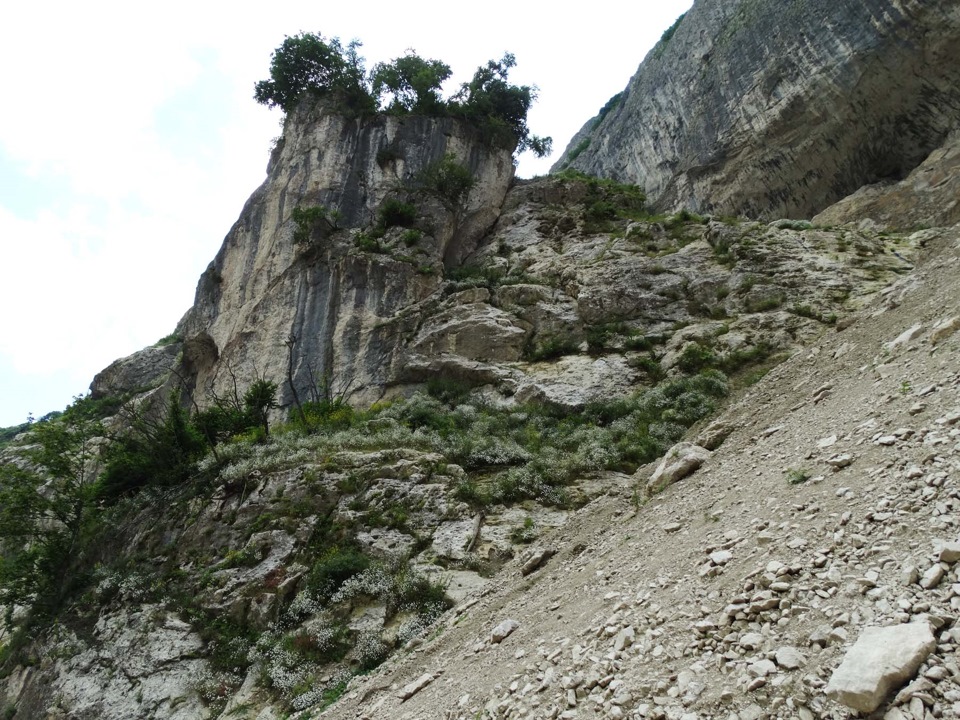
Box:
[2,3,960,719]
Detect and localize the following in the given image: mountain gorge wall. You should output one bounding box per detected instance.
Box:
[9,3,960,718]
[174,105,515,410]
[554,0,960,220]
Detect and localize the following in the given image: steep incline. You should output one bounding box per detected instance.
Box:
[321,221,960,720]
[554,0,960,220]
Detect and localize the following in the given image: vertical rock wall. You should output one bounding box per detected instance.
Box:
[176,104,515,409]
[555,0,960,219]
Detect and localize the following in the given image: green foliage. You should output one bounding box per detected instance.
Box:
[556,170,646,232]
[524,336,581,362]
[154,332,182,347]
[786,467,812,485]
[256,38,549,157]
[378,199,418,229]
[788,304,837,324]
[628,354,666,382]
[676,343,717,374]
[593,92,623,128]
[401,229,423,247]
[292,206,334,246]
[449,53,552,157]
[0,399,102,625]
[566,138,591,163]
[289,398,361,434]
[426,377,479,405]
[415,154,475,209]
[745,294,785,313]
[353,232,385,254]
[307,546,371,600]
[774,219,813,231]
[371,52,451,114]
[254,33,375,115]
[98,393,208,501]
[654,12,687,57]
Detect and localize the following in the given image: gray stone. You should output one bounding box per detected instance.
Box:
[398,672,434,701]
[646,442,712,494]
[825,623,936,713]
[491,619,520,644]
[775,646,805,670]
[554,0,960,224]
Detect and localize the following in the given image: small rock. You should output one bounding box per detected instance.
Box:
[931,316,960,344]
[827,453,854,470]
[739,632,764,651]
[775,646,805,670]
[938,542,960,564]
[398,673,435,701]
[520,547,556,576]
[920,565,945,590]
[884,324,923,351]
[491,619,520,644]
[663,522,683,533]
[646,442,712,494]
[710,550,733,566]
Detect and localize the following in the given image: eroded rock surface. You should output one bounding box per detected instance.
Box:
[555,0,960,220]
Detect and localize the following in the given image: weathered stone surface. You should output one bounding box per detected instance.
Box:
[825,623,936,713]
[175,105,515,412]
[646,442,711,494]
[491,619,520,644]
[90,342,181,400]
[398,673,434,701]
[555,1,960,220]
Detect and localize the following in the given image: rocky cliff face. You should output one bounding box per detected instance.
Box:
[554,0,960,220]
[5,4,960,719]
[176,102,515,410]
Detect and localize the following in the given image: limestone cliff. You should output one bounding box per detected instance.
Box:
[554,0,960,219]
[176,102,515,411]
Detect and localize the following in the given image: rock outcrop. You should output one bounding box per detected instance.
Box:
[176,102,515,410]
[554,0,960,220]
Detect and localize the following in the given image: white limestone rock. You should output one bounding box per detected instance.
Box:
[645,442,712,494]
[825,623,936,713]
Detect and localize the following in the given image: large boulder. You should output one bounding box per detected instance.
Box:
[825,623,936,713]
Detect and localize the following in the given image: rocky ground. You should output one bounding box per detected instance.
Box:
[313,221,960,720]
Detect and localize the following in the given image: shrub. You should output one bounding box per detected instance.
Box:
[524,336,580,361]
[307,546,371,600]
[415,154,475,209]
[401,229,423,247]
[378,199,418,229]
[99,392,207,501]
[292,206,334,246]
[676,343,717,374]
[370,52,451,114]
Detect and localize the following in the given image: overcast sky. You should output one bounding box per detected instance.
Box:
[0,0,692,427]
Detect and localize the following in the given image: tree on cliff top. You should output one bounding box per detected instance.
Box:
[254,33,551,157]
[253,33,376,116]
[370,52,451,115]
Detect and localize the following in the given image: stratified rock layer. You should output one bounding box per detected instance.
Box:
[554,0,960,219]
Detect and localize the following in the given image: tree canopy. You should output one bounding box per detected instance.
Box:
[254,33,552,158]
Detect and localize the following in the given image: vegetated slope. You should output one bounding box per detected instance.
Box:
[554,0,960,220]
[318,222,960,720]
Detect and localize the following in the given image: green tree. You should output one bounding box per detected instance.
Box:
[0,401,101,625]
[98,392,207,501]
[370,52,452,114]
[451,53,553,157]
[254,32,375,114]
